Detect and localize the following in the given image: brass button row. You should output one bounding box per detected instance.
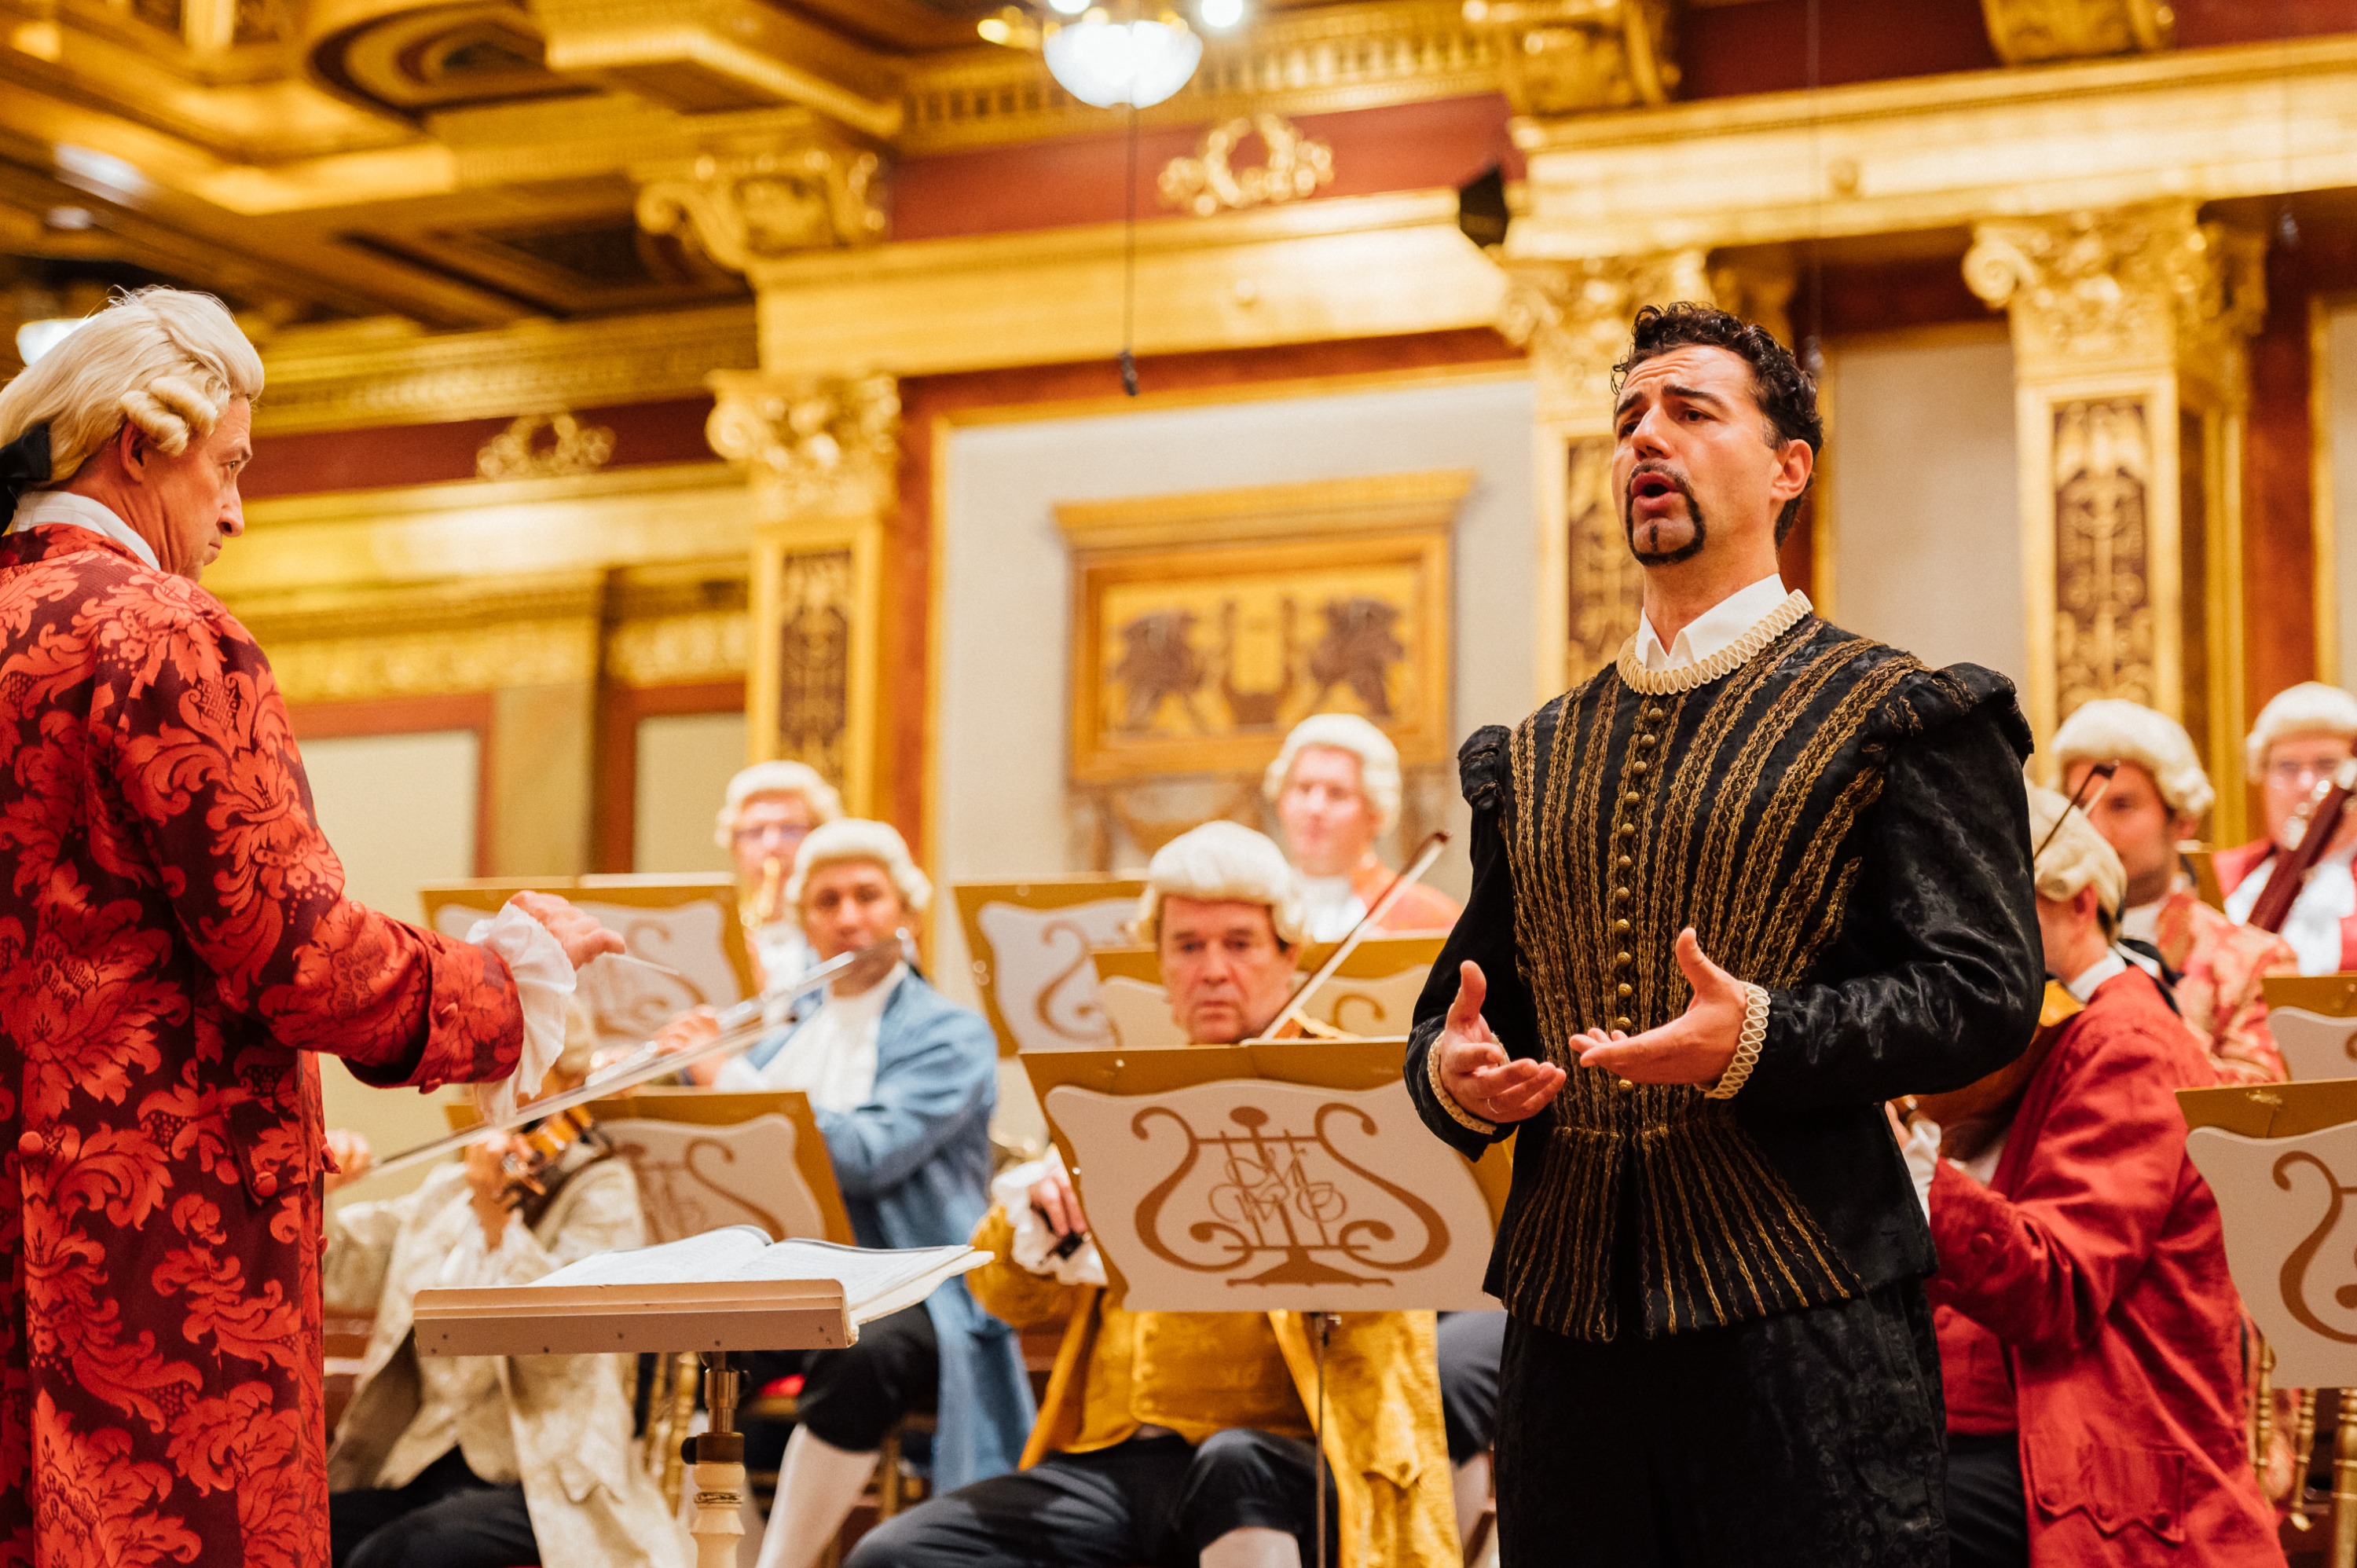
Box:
[1607,702,1667,1089]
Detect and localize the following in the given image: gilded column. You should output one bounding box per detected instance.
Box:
[636,125,895,811]
[1964,200,2265,833]
[1500,248,1717,692]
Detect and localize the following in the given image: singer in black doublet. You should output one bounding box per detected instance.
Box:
[1406,601,2044,1566]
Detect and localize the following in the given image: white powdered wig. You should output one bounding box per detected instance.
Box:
[2246,682,2357,779]
[2027,781,2125,923]
[1263,713,1402,836]
[713,759,846,848]
[1135,820,1308,947]
[785,818,931,915]
[2050,698,2214,821]
[0,288,263,483]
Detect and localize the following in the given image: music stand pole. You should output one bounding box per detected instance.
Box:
[1314,1312,1335,1568]
[691,1351,749,1568]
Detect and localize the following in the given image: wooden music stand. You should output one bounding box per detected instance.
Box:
[2183,1078,2357,1564]
[952,877,1146,1057]
[2267,977,2357,1084]
[1089,936,1443,1053]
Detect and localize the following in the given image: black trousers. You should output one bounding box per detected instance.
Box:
[746,1302,938,1457]
[1944,1433,2027,1568]
[1437,1310,1506,1464]
[330,1449,538,1568]
[1496,1282,1948,1568]
[845,1429,1338,1568]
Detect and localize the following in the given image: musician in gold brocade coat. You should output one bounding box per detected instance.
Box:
[851,823,1457,1568]
[1406,306,2045,1567]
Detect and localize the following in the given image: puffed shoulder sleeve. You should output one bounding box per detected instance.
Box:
[1406,721,1534,1156]
[1736,661,2044,1112]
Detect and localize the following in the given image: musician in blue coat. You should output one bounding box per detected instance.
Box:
[675,818,1033,1568]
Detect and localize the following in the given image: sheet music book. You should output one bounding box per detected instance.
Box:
[414,1229,988,1357]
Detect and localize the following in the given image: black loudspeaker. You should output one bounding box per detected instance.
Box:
[1457,165,1509,250]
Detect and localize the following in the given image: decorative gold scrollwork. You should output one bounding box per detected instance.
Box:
[475,411,615,481]
[2272,1149,2357,1344]
[1157,114,1335,219]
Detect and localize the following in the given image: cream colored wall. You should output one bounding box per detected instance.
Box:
[635,710,747,874]
[299,728,482,1210]
[1824,329,2027,687]
[2328,305,2357,687]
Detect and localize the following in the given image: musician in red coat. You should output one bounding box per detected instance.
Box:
[2214,680,2357,974]
[0,289,620,1566]
[1908,784,2277,1566]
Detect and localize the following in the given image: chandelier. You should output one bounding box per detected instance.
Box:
[981,1,1244,111]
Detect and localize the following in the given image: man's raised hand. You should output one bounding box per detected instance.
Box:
[1574,928,1747,1086]
[1436,960,1567,1124]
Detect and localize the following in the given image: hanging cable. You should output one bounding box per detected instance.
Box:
[1120,97,1142,395]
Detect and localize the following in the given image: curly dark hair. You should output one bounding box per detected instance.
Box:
[1611,302,1823,544]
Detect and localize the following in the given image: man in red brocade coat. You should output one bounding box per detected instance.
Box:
[0,288,621,1566]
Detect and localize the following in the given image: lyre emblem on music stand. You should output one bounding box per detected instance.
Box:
[2275,1149,2357,1343]
[1131,1101,1451,1288]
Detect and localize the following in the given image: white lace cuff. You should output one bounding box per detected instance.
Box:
[466,899,577,1127]
[992,1156,1106,1288]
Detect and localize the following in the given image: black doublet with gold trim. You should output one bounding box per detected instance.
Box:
[1408,604,2044,1343]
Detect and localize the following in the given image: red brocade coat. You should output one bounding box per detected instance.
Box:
[1928,968,2276,1565]
[0,524,526,1565]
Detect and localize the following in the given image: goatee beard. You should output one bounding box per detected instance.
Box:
[1623,472,1708,566]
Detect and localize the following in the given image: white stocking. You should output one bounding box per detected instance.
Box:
[1452,1452,1494,1552]
[753,1426,878,1568]
[1199,1526,1300,1568]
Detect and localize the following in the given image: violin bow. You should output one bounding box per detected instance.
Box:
[1255,830,1449,1042]
[2030,760,2117,870]
[354,933,905,1185]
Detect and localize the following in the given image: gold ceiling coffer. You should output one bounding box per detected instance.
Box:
[1965,200,2264,837]
[1460,0,1677,117]
[1980,0,2175,66]
[1158,115,1336,220]
[636,128,888,275]
[706,372,898,812]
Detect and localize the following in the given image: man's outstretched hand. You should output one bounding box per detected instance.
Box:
[1435,960,1567,1124]
[514,890,626,972]
[1574,929,1745,1086]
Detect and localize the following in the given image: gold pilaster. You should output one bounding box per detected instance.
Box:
[1965,200,2265,836]
[706,370,896,814]
[1499,248,1714,693]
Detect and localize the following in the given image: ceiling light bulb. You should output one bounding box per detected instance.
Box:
[1043,14,1202,108]
[1200,0,1242,27]
[16,318,84,366]
[1047,0,1090,13]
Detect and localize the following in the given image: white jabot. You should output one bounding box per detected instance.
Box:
[720,963,906,1109]
[8,491,159,570]
[2062,949,2130,1003]
[1298,874,1364,943]
[1634,573,1791,672]
[2118,899,2162,945]
[2223,847,2355,976]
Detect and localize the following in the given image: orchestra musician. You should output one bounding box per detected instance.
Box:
[0,287,622,1565]
[659,819,1032,1568]
[1408,303,2044,1566]
[1900,785,2278,1566]
[2214,682,2357,973]
[1266,713,1460,940]
[849,821,1458,1568]
[322,1002,683,1568]
[718,759,845,991]
[2048,699,2293,1084]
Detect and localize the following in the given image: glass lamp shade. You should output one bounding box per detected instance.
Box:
[1043,15,1204,108]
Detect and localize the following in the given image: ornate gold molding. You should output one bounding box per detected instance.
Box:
[255,306,757,435]
[1981,0,2172,66]
[475,412,616,480]
[1463,0,1676,116]
[606,610,750,687]
[706,371,900,522]
[1964,202,2266,383]
[228,571,606,703]
[1499,248,1710,426]
[634,130,888,275]
[1564,434,1642,684]
[2050,397,2157,713]
[1054,469,1475,554]
[1158,115,1334,220]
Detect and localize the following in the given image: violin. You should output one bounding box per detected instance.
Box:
[495,1104,599,1207]
[1894,980,2083,1162]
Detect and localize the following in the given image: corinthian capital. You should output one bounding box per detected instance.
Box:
[1964,202,2265,382]
[1462,0,1677,117]
[1980,0,2172,65]
[707,371,900,520]
[636,127,887,277]
[1499,249,1713,425]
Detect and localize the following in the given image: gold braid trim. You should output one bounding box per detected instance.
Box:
[1614,591,1813,695]
[1425,1034,1497,1137]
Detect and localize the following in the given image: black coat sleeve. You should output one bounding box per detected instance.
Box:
[1406,725,1542,1157]
[1736,666,2045,1112]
